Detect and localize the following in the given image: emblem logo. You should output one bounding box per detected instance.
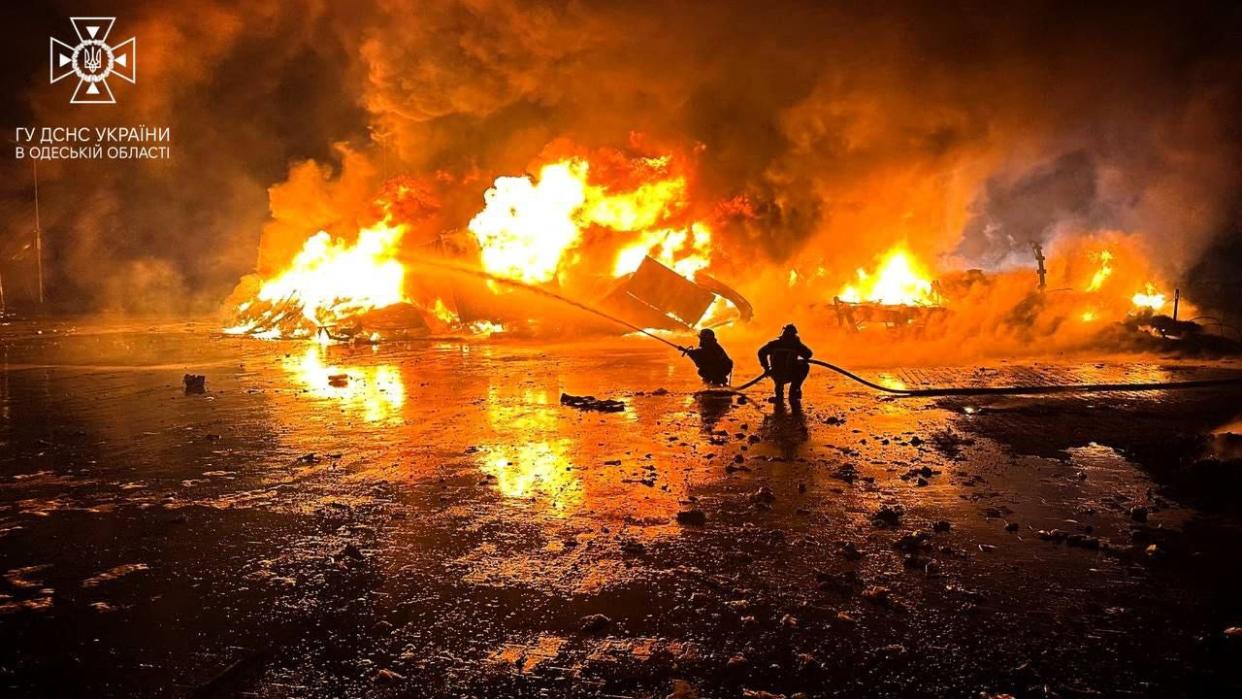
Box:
[50,17,136,105]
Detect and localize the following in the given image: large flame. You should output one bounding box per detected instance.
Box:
[613,222,712,279]
[226,223,407,338]
[839,246,940,306]
[467,161,590,285]
[468,155,711,285]
[1070,242,1181,322]
[1085,250,1114,292]
[1131,282,1167,312]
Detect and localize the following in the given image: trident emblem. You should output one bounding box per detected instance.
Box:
[82,45,103,74]
[50,17,136,104]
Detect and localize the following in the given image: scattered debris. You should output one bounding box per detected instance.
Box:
[861,585,891,604]
[337,543,364,560]
[580,613,613,633]
[183,374,206,394]
[892,530,929,552]
[82,563,150,588]
[620,540,646,555]
[676,509,708,526]
[832,463,859,483]
[373,668,405,685]
[839,541,864,560]
[872,504,905,526]
[560,392,626,413]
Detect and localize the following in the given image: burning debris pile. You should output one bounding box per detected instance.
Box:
[222,149,1218,354]
[224,145,751,343]
[829,246,948,332]
[225,223,410,341]
[187,0,1241,359]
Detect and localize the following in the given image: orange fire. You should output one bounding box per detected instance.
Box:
[468,161,590,285]
[1131,282,1167,312]
[468,155,711,286]
[838,246,940,306]
[1085,250,1114,292]
[225,222,407,339]
[1070,242,1179,321]
[227,148,717,340]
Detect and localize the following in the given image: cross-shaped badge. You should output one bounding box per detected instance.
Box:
[50,17,136,105]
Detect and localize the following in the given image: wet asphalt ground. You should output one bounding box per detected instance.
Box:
[2,320,1242,697]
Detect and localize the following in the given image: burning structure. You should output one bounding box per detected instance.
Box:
[224,146,752,341]
[219,143,1214,354]
[0,2,1232,358]
[3,3,1242,698]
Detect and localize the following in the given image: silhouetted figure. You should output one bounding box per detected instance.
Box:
[681,328,734,386]
[758,324,813,404]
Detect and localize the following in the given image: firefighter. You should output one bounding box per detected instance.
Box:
[758,324,813,404]
[681,328,734,386]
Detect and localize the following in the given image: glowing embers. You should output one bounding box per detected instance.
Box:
[839,246,940,307]
[226,223,408,339]
[283,345,405,423]
[429,298,505,336]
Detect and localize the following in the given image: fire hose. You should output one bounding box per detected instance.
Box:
[795,359,1242,397]
[646,322,1242,398]
[721,359,1242,397]
[407,258,1242,399]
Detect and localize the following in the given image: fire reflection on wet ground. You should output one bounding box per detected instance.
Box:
[1,320,1241,696]
[285,345,407,424]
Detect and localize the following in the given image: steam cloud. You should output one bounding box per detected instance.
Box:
[1,0,1239,315]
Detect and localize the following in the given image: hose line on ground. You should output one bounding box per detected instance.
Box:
[403,258,1242,398]
[724,358,1242,397]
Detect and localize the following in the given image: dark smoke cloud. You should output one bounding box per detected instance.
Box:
[1,0,1239,313]
[957,151,1099,267]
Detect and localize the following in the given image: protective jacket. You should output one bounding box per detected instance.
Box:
[758,336,813,380]
[686,341,733,386]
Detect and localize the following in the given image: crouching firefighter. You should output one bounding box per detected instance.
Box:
[758,324,814,404]
[681,328,734,387]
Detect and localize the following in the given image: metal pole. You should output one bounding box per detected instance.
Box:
[1031,242,1047,291]
[33,160,44,305]
[1173,288,1180,321]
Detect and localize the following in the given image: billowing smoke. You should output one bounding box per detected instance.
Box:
[1,0,1239,318]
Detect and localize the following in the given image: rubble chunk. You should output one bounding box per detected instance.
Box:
[580,613,613,633]
[871,504,905,526]
[183,374,206,394]
[373,668,404,684]
[560,393,625,413]
[676,509,708,526]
